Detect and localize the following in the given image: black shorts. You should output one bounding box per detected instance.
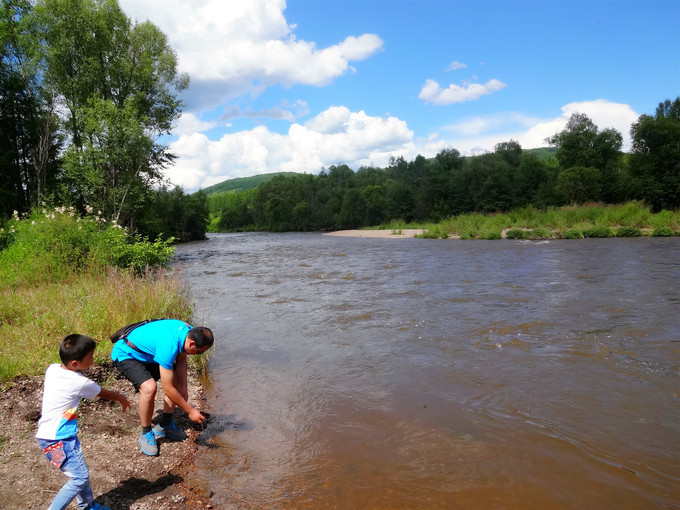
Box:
[113,358,161,392]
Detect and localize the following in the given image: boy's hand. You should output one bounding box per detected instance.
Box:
[118,395,131,413]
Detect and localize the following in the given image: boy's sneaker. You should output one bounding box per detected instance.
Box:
[138,430,158,456]
[153,422,188,442]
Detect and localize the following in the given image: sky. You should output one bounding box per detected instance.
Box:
[117,0,680,192]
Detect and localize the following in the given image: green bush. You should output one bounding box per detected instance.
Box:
[564,229,584,239]
[505,229,529,240]
[528,227,552,239]
[583,226,614,238]
[0,207,176,285]
[651,227,675,237]
[481,230,502,240]
[616,227,642,237]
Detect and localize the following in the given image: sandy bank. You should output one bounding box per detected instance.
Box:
[323,229,424,238]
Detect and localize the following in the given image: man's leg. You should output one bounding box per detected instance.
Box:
[138,378,157,427]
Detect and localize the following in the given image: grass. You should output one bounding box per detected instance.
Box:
[0,269,193,381]
[0,207,196,382]
[418,201,679,240]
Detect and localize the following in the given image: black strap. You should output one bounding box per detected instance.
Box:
[110,319,167,356]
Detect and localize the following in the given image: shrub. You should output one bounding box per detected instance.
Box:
[564,229,584,239]
[616,227,642,237]
[505,229,529,239]
[0,207,176,286]
[528,227,552,239]
[651,227,675,237]
[481,230,502,240]
[583,226,614,238]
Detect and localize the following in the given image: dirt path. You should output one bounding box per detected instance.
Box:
[0,363,214,509]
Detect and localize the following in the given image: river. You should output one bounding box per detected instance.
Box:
[173,233,679,509]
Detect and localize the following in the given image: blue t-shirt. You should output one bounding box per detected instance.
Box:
[111,319,192,370]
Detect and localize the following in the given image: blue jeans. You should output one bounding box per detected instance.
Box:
[37,436,95,510]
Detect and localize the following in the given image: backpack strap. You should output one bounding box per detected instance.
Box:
[109,318,166,356]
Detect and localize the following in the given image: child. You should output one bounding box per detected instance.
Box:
[36,334,131,510]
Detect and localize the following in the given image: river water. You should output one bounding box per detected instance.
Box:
[174,234,679,509]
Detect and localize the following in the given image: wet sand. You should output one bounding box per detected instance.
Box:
[323,229,424,238]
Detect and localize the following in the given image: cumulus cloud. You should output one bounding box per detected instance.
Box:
[165,99,640,190]
[118,0,383,112]
[419,78,507,105]
[165,107,413,190]
[518,100,639,150]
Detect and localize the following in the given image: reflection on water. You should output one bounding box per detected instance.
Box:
[175,234,680,509]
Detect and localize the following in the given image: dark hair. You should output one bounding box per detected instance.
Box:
[187,327,214,349]
[59,334,96,364]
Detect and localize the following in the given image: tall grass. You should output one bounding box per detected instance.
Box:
[0,208,193,382]
[420,201,679,239]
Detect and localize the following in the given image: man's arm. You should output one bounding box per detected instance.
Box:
[159,366,205,423]
[174,352,189,401]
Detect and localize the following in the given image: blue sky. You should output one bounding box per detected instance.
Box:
[118,0,679,191]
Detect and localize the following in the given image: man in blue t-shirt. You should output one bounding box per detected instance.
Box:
[111,319,214,456]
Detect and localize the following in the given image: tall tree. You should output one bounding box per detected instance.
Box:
[28,0,188,223]
[629,97,680,211]
[548,113,623,203]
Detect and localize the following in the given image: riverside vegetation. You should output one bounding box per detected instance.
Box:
[0,206,198,382]
[411,201,680,239]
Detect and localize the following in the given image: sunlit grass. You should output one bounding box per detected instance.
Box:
[0,269,193,382]
[423,201,679,239]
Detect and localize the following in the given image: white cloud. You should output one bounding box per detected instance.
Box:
[164,100,640,190]
[118,0,383,112]
[446,61,467,71]
[419,78,507,105]
[172,113,218,136]
[165,107,413,190]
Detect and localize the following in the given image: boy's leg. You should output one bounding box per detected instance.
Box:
[47,437,95,510]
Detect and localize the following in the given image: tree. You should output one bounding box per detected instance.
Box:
[548,113,623,203]
[0,0,61,218]
[629,97,680,211]
[27,0,188,224]
[558,166,602,204]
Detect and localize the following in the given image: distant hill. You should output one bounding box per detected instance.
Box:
[200,149,556,195]
[200,172,300,195]
[525,147,557,159]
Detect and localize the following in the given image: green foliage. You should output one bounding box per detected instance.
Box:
[629,97,680,211]
[564,229,584,239]
[0,206,175,286]
[505,229,530,240]
[651,227,675,237]
[615,227,642,237]
[202,172,299,195]
[582,226,614,238]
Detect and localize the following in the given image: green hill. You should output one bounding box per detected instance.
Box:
[200,172,300,195]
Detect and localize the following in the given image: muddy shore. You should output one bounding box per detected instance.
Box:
[0,362,215,509]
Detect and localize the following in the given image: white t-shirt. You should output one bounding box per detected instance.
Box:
[35,364,101,440]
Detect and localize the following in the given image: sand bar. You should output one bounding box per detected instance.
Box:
[323,229,424,238]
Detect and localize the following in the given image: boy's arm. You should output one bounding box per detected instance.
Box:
[98,388,131,412]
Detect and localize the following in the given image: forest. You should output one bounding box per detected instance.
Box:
[208,102,680,233]
[1,0,678,241]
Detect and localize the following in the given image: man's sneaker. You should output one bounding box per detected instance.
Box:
[88,503,111,510]
[138,430,158,456]
[153,422,188,442]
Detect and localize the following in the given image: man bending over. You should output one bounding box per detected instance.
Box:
[110,319,213,456]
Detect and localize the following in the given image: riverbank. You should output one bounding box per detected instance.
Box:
[0,362,214,509]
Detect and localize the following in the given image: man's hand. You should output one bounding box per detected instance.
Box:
[188,408,206,424]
